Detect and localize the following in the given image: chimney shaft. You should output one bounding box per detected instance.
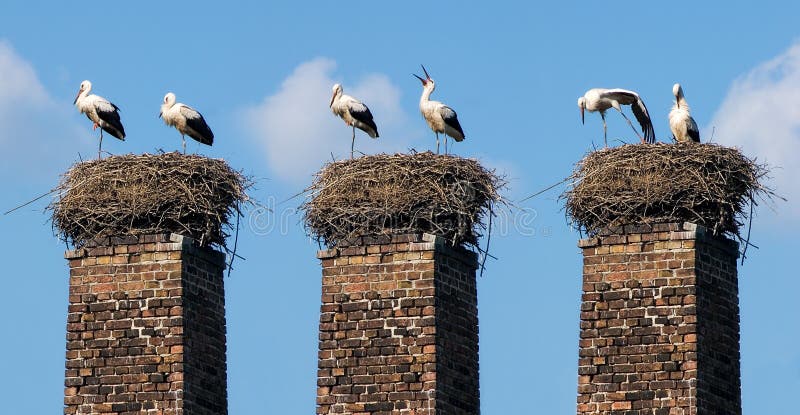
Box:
[577,223,741,414]
[316,234,480,415]
[64,233,228,415]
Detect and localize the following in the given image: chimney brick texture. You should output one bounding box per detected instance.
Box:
[64,233,227,415]
[316,233,480,415]
[577,222,741,415]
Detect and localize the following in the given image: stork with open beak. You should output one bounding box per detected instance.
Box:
[73,80,126,159]
[414,65,465,154]
[577,88,655,146]
[329,83,379,158]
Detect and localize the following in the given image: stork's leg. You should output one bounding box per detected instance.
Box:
[182,135,187,154]
[444,136,448,154]
[98,130,104,160]
[601,113,608,147]
[436,133,440,154]
[351,126,356,159]
[617,110,645,143]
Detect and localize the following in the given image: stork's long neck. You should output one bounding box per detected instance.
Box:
[675,94,691,113]
[331,90,342,109]
[75,88,90,107]
[420,84,434,104]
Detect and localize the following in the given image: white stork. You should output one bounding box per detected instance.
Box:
[669,83,700,143]
[577,88,655,146]
[329,83,379,158]
[73,80,125,158]
[414,65,465,154]
[159,92,214,153]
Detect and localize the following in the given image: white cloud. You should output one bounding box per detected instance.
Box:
[0,40,91,183]
[241,58,419,184]
[709,41,800,220]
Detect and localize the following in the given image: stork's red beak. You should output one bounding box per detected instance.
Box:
[329,90,336,107]
[580,107,585,124]
[414,64,433,86]
[73,89,81,105]
[421,64,431,80]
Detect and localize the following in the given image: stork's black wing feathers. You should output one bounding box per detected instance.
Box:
[688,115,700,143]
[186,115,214,145]
[96,103,126,140]
[687,126,700,143]
[601,89,655,143]
[630,97,655,144]
[440,106,465,141]
[180,105,214,145]
[349,102,379,138]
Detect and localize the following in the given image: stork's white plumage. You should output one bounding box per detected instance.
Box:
[329,83,379,158]
[669,83,700,143]
[159,92,214,153]
[414,65,464,154]
[577,88,655,146]
[73,80,125,158]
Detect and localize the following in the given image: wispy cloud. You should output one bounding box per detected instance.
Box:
[709,41,800,220]
[0,40,91,184]
[241,58,419,184]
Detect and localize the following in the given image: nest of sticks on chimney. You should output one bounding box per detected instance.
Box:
[302,152,505,249]
[49,153,250,248]
[562,142,775,239]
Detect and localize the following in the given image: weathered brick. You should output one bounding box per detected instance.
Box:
[316,233,479,414]
[63,233,227,415]
[576,223,741,415]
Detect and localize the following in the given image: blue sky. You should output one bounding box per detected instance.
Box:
[1,2,799,413]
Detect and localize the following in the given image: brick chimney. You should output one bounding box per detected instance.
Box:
[576,222,741,415]
[316,233,480,415]
[63,233,227,415]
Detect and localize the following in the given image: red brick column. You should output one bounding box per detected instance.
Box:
[577,222,741,415]
[316,233,479,415]
[64,233,228,415]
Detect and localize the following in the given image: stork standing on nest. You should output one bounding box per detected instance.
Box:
[329,83,379,158]
[414,65,465,154]
[577,88,655,146]
[669,83,700,143]
[159,92,214,154]
[74,80,126,159]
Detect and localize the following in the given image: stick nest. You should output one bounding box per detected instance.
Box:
[49,153,250,248]
[302,152,505,248]
[562,142,774,238]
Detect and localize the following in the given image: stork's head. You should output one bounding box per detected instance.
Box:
[672,83,683,97]
[577,96,587,124]
[163,92,176,106]
[330,83,342,107]
[672,83,684,107]
[160,92,176,118]
[74,80,92,104]
[413,64,434,88]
